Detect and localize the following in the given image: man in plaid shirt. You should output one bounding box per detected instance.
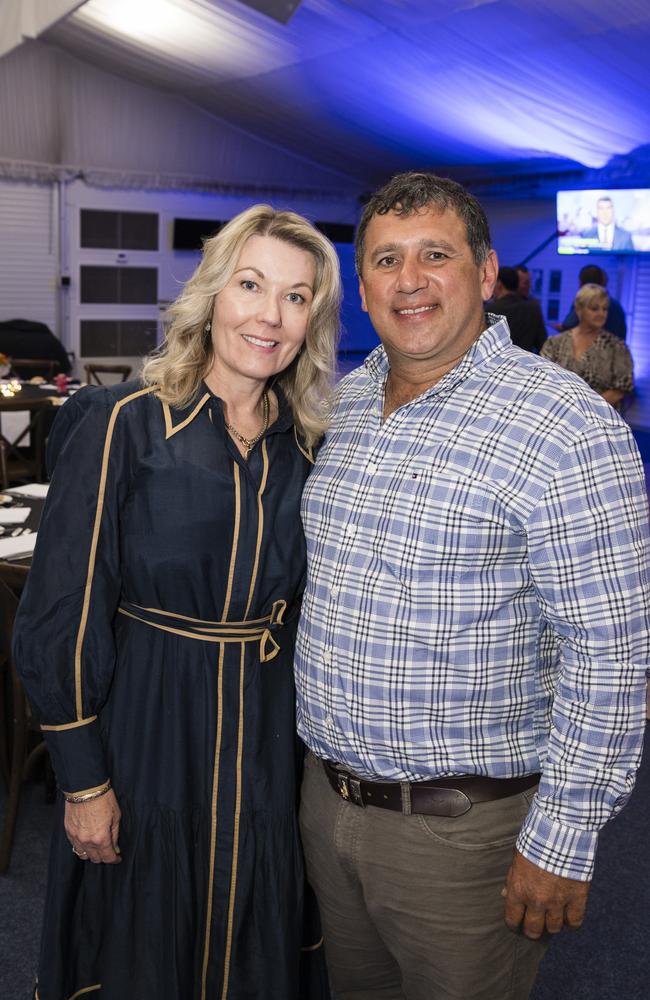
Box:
[295,172,649,999]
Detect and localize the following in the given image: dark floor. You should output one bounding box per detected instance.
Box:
[0,781,50,997]
[530,728,650,1000]
[1,732,649,999]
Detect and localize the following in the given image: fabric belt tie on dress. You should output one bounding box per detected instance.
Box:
[322,760,540,818]
[117,599,290,662]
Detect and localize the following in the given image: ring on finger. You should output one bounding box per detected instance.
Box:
[72,845,89,859]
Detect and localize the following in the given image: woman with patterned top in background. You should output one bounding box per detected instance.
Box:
[14,205,341,1000]
[541,282,633,410]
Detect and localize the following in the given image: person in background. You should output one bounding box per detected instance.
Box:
[516,263,533,300]
[490,265,547,353]
[542,283,633,411]
[14,204,341,1000]
[295,171,649,1000]
[559,264,627,340]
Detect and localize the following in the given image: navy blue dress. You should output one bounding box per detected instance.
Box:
[14,381,325,1000]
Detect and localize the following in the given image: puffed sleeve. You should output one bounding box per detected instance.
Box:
[13,386,131,796]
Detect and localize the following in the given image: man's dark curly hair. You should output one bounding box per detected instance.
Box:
[355,172,492,274]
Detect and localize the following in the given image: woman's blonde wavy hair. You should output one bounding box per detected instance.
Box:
[142,204,342,447]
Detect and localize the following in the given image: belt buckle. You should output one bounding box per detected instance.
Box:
[337,773,365,807]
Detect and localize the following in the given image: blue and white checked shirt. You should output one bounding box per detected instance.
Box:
[295,317,650,880]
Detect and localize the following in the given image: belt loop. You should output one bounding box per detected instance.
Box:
[400,782,412,816]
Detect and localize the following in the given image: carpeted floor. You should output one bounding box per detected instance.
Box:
[1,733,649,999]
[0,780,51,998]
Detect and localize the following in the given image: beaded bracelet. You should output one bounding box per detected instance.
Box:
[62,780,112,804]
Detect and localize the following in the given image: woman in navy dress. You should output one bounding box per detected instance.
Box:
[14,205,341,999]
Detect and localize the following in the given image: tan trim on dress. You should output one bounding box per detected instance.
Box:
[220,642,246,1000]
[201,645,225,1000]
[73,385,157,719]
[301,937,324,952]
[117,609,280,662]
[294,426,314,464]
[67,986,101,1000]
[221,464,241,622]
[40,715,97,732]
[124,601,273,628]
[162,393,211,440]
[116,609,280,662]
[243,439,269,620]
[117,609,262,642]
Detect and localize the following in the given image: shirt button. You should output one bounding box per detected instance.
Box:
[330,586,339,599]
[323,649,332,664]
[345,524,356,537]
[325,715,334,728]
[366,461,378,475]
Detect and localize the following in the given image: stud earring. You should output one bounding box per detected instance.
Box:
[204,320,211,334]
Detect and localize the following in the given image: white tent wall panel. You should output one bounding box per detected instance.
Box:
[0,40,361,193]
[0,178,59,335]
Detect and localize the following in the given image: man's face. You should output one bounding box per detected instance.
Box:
[597,200,614,226]
[358,206,498,373]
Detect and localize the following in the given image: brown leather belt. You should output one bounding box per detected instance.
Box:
[322,760,540,818]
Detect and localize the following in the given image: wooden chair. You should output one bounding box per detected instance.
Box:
[0,562,51,873]
[84,364,132,385]
[9,358,61,381]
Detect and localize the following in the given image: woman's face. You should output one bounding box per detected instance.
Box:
[577,299,608,333]
[209,234,316,389]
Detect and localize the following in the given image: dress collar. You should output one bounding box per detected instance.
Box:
[161,390,211,440]
[161,380,295,441]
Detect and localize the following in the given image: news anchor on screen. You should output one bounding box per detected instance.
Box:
[581,196,634,251]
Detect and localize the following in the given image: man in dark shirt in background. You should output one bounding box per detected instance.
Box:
[491,266,547,352]
[559,265,627,341]
[516,263,534,300]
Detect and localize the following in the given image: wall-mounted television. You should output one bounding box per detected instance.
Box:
[173,218,225,251]
[557,188,650,255]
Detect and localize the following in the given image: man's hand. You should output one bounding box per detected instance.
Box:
[502,849,590,939]
[65,789,122,864]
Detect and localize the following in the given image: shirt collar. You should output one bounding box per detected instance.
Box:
[363,314,512,398]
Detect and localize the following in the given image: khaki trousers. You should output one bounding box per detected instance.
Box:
[300,752,548,1000]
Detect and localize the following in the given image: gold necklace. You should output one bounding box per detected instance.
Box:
[224,389,270,457]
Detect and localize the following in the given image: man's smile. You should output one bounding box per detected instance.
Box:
[394,304,438,316]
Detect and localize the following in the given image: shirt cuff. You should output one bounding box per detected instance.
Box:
[40,717,109,794]
[516,800,598,882]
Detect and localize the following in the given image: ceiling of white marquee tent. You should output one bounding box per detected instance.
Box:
[4,0,650,185]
